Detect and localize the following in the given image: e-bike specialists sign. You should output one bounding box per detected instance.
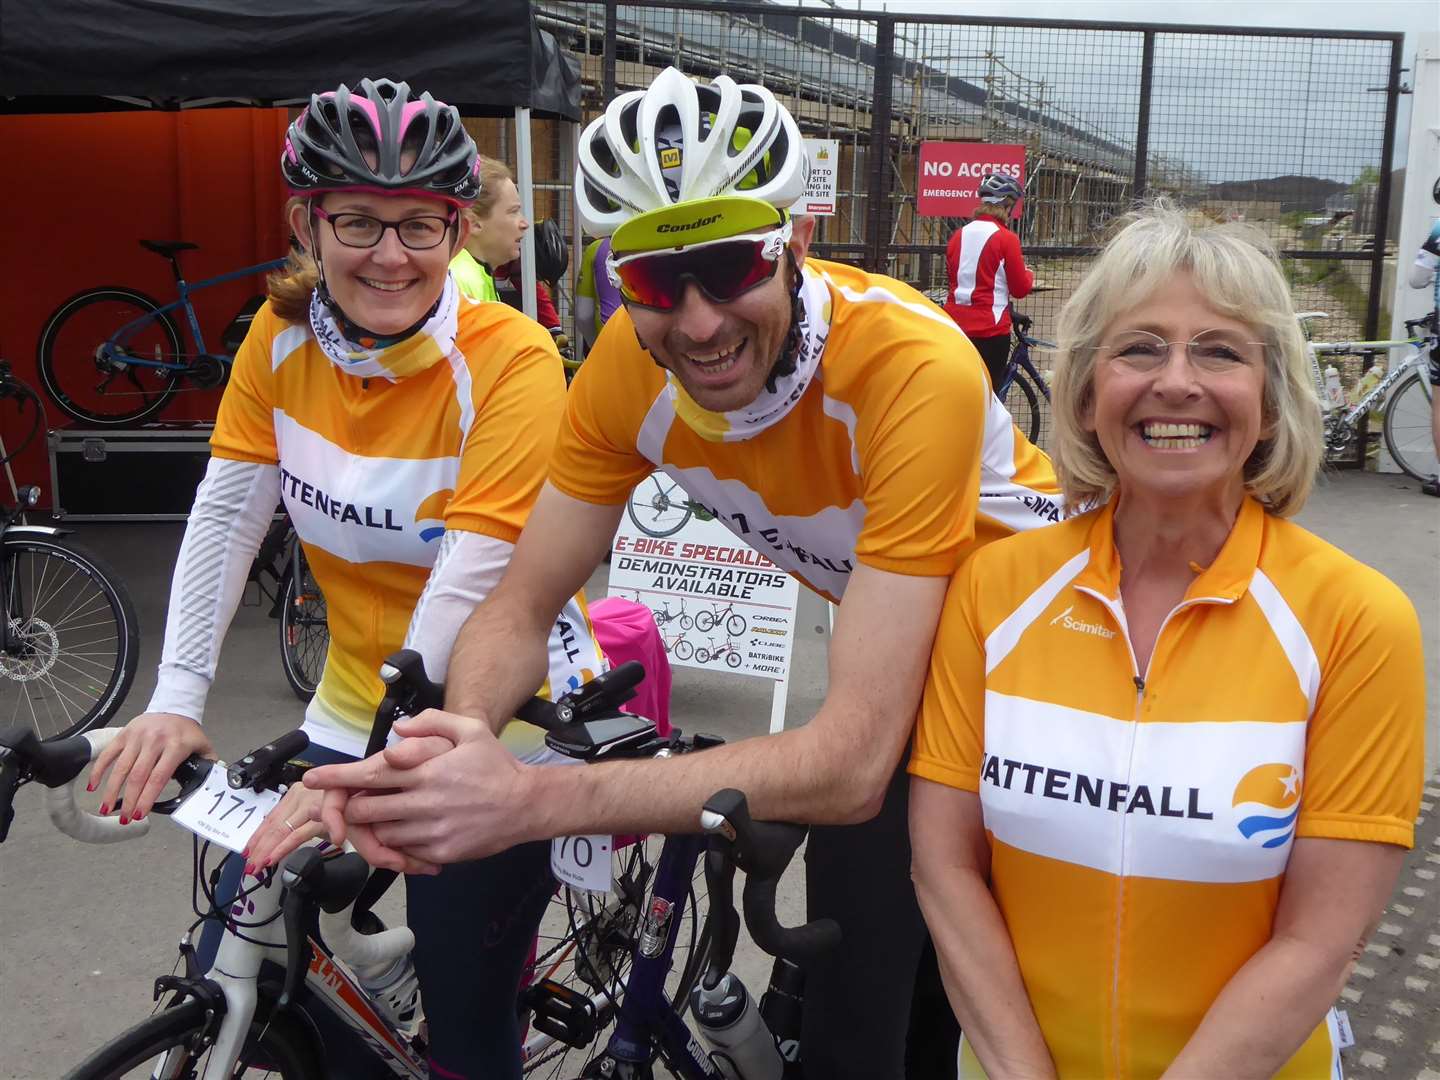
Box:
[609,486,800,684]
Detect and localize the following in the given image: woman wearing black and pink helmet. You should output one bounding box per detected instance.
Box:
[89,77,603,1078]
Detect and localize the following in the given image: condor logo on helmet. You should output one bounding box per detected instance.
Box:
[656,213,723,234]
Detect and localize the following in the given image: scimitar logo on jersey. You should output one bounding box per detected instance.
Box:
[1232,763,1302,849]
[1049,605,1117,639]
[980,752,1215,820]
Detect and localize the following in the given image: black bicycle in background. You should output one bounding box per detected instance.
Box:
[248,514,328,702]
[0,360,139,741]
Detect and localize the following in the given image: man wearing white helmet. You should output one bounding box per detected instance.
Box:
[308,66,1060,1076]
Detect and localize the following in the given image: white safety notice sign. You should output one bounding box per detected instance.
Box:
[799,138,840,216]
[610,474,800,685]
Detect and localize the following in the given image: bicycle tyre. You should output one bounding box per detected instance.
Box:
[1,534,140,741]
[673,639,694,661]
[695,648,710,664]
[724,614,746,637]
[695,610,715,633]
[520,836,710,1077]
[37,287,184,426]
[725,651,742,670]
[64,996,319,1079]
[279,546,328,703]
[1002,368,1043,445]
[1382,372,1438,482]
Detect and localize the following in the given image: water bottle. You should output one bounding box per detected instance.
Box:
[758,959,805,1075]
[356,952,424,1037]
[1324,365,1345,410]
[690,971,783,1080]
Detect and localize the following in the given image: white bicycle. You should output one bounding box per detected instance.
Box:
[1300,310,1438,481]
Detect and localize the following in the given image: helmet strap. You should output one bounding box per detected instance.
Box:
[765,249,805,393]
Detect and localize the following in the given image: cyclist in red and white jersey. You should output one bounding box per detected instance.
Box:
[943,172,1034,391]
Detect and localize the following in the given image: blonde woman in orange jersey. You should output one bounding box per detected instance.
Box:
[909,203,1425,1079]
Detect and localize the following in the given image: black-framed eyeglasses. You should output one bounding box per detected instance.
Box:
[311,206,457,250]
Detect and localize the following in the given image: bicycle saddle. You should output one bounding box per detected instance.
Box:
[140,239,199,257]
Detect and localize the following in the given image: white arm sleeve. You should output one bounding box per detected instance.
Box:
[575,296,598,350]
[146,457,282,722]
[401,529,514,685]
[1408,249,1438,291]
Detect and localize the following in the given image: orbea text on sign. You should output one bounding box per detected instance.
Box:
[916,142,1025,218]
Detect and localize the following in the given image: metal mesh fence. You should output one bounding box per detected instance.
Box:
[527,2,1400,458]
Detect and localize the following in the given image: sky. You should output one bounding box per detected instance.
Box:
[789,0,1438,182]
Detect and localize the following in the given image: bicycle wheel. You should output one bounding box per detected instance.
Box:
[673,639,694,661]
[725,651,742,670]
[724,614,746,637]
[0,534,139,741]
[1382,372,1438,482]
[38,288,184,426]
[1002,369,1043,445]
[279,545,328,703]
[694,609,716,633]
[627,476,693,538]
[520,835,710,1078]
[64,996,319,1078]
[695,648,710,664]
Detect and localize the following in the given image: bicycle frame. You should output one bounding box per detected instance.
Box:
[169,862,427,1079]
[105,258,285,369]
[999,332,1053,402]
[602,832,725,1079]
[1305,331,1431,454]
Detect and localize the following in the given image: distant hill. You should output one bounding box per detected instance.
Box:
[1204,176,1349,213]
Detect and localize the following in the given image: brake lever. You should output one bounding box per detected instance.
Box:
[699,833,740,989]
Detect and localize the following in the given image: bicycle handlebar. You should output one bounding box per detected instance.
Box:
[700,789,841,973]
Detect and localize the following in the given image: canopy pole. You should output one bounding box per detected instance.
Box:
[569,120,584,357]
[515,104,537,321]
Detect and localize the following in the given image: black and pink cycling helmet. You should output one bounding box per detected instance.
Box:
[282,77,481,206]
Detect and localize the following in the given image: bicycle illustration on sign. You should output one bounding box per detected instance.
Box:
[626,473,716,537]
[694,601,747,637]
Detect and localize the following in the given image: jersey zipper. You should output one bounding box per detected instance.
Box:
[1074,587,1233,1079]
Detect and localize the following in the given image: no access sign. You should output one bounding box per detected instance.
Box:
[916,142,1025,218]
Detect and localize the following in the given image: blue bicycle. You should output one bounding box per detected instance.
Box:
[37,240,286,426]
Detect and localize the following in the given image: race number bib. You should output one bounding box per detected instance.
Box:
[550,834,613,894]
[171,766,283,854]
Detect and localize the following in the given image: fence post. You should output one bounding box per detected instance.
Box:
[604,0,618,101]
[1133,30,1156,202]
[865,17,896,274]
[1366,34,1404,340]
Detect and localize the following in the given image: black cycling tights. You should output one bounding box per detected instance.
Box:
[971,333,1012,394]
[407,840,555,1079]
[802,763,961,1079]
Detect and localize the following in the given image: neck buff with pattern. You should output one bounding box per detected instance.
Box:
[667,256,831,443]
[308,274,459,381]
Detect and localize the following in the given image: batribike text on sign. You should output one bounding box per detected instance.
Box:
[915,142,1025,218]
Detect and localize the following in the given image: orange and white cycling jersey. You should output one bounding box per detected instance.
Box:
[550,258,1061,602]
[911,496,1425,1079]
[212,300,602,758]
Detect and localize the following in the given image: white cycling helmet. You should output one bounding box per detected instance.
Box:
[576,66,808,251]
